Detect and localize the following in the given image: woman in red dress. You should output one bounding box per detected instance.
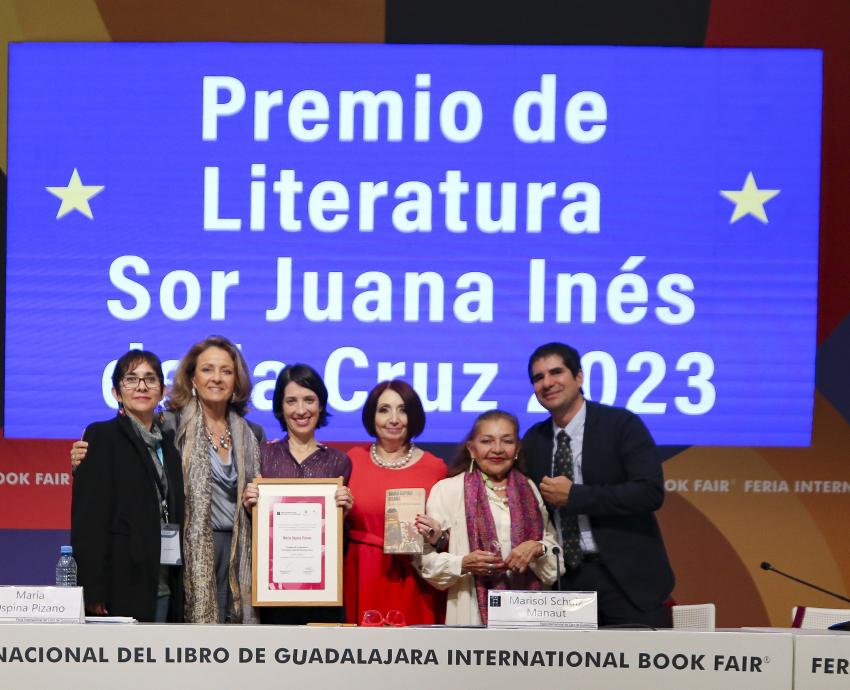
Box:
[344,380,447,625]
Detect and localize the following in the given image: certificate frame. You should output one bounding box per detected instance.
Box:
[251,478,343,607]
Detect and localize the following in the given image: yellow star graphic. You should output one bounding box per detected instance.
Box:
[45,168,105,220]
[719,172,780,224]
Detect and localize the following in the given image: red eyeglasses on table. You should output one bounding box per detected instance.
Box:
[360,609,407,627]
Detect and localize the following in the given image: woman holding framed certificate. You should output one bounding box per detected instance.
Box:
[72,349,184,622]
[242,364,353,624]
[343,380,448,626]
[418,410,562,625]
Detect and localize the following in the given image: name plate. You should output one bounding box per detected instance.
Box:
[487,589,597,629]
[0,586,84,623]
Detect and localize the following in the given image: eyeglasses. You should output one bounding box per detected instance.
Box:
[121,375,161,389]
[360,609,406,627]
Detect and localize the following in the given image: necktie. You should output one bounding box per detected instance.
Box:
[554,430,582,569]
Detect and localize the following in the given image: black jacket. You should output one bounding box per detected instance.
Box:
[523,400,674,611]
[71,414,184,621]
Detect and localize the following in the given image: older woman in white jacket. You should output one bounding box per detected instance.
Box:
[416,410,562,625]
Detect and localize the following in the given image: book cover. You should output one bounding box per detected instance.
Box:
[383,488,426,554]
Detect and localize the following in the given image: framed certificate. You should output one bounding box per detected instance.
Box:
[251,478,343,606]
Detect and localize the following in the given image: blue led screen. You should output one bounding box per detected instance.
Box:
[5,43,822,444]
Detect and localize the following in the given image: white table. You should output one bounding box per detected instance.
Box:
[0,624,795,689]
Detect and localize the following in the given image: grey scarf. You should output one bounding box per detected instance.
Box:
[127,413,167,499]
[128,413,163,450]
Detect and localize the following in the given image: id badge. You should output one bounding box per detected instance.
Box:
[160,523,182,565]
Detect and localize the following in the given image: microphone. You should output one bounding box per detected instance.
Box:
[760,561,850,605]
[553,546,562,591]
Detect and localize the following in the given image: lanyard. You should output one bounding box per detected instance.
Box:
[151,443,169,523]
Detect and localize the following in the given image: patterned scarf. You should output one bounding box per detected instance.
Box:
[464,468,543,624]
[178,399,260,623]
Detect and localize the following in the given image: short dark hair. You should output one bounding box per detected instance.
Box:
[112,350,165,391]
[361,380,426,442]
[527,342,582,381]
[447,409,527,478]
[272,363,330,431]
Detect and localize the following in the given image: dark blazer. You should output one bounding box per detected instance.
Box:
[71,414,184,622]
[523,400,674,611]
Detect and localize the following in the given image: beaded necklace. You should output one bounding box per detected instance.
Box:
[482,472,509,505]
[205,424,232,451]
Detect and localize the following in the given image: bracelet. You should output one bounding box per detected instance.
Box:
[435,530,450,552]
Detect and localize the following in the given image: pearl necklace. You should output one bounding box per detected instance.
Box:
[205,425,232,451]
[371,443,416,469]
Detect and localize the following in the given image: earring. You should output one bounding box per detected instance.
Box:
[117,401,125,416]
[231,392,237,404]
[468,455,476,473]
[191,386,197,398]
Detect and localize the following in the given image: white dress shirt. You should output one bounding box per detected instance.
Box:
[551,401,599,554]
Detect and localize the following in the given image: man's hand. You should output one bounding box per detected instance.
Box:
[540,475,572,507]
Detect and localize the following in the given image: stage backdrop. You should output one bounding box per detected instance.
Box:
[1,0,848,629]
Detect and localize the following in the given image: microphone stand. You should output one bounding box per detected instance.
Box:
[760,561,850,604]
[553,546,562,592]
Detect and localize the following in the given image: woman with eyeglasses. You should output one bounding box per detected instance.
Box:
[72,350,184,622]
[418,410,561,625]
[71,335,265,624]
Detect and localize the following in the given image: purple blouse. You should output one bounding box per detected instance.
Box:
[260,437,352,484]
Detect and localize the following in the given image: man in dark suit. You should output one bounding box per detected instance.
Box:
[522,342,674,627]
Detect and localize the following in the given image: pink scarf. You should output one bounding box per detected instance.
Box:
[464,469,543,624]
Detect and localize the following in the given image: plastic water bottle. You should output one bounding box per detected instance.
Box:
[55,545,78,587]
